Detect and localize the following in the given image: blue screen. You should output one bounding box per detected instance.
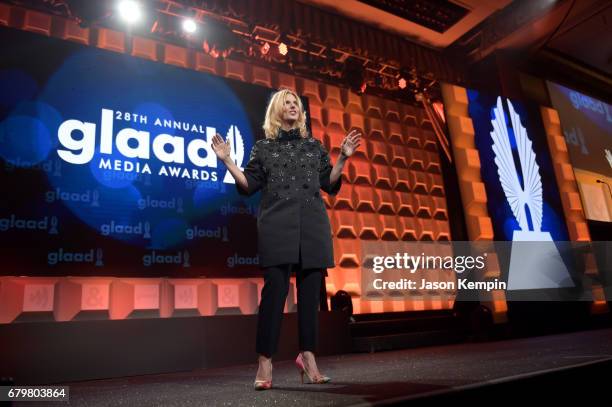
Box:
[0,27,306,277]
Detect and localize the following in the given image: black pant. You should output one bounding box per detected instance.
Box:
[256,262,323,357]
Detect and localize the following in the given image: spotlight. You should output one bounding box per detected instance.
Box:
[278,42,288,56]
[117,0,141,24]
[182,19,197,34]
[260,42,270,55]
[398,77,407,89]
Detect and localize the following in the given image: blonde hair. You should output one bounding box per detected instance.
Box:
[262,89,308,139]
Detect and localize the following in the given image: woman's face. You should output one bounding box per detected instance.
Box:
[281,93,300,126]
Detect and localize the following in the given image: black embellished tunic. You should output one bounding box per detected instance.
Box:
[236,128,342,269]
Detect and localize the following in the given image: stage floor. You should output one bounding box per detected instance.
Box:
[21,328,612,406]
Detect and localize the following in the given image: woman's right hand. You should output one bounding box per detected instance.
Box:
[214,132,249,191]
[212,133,231,162]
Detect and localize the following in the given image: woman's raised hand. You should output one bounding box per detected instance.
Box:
[340,129,362,158]
[212,133,231,161]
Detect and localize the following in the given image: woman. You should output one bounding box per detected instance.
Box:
[212,89,361,390]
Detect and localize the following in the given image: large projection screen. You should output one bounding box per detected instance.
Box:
[0,26,309,278]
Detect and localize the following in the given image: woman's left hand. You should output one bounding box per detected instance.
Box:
[340,129,362,158]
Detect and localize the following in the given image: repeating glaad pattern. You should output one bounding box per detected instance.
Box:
[0,6,449,322]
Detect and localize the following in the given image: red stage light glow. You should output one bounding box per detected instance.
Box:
[261,42,270,55]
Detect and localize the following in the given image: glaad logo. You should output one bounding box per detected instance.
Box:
[100,220,151,238]
[220,202,257,217]
[489,96,572,290]
[143,250,191,267]
[185,225,228,241]
[4,157,62,176]
[227,253,259,268]
[569,90,612,122]
[563,127,589,155]
[184,178,221,191]
[137,195,183,212]
[45,187,100,206]
[0,214,59,234]
[102,169,151,186]
[56,108,245,183]
[48,248,104,266]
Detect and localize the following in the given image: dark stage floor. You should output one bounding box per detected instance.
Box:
[20,328,612,406]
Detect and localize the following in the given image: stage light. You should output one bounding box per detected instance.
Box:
[278,42,288,56]
[182,19,197,34]
[331,290,353,317]
[117,0,141,24]
[398,77,407,89]
[260,42,270,55]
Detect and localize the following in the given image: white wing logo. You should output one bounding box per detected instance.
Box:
[605,148,612,169]
[223,125,245,184]
[488,97,574,290]
[490,97,543,232]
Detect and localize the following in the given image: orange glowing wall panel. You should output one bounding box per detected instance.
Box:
[441,83,507,323]
[540,107,607,314]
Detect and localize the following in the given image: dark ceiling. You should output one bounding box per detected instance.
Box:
[357,0,470,33]
[546,1,612,77]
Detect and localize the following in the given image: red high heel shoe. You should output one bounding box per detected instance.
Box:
[295,353,331,384]
[253,359,273,390]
